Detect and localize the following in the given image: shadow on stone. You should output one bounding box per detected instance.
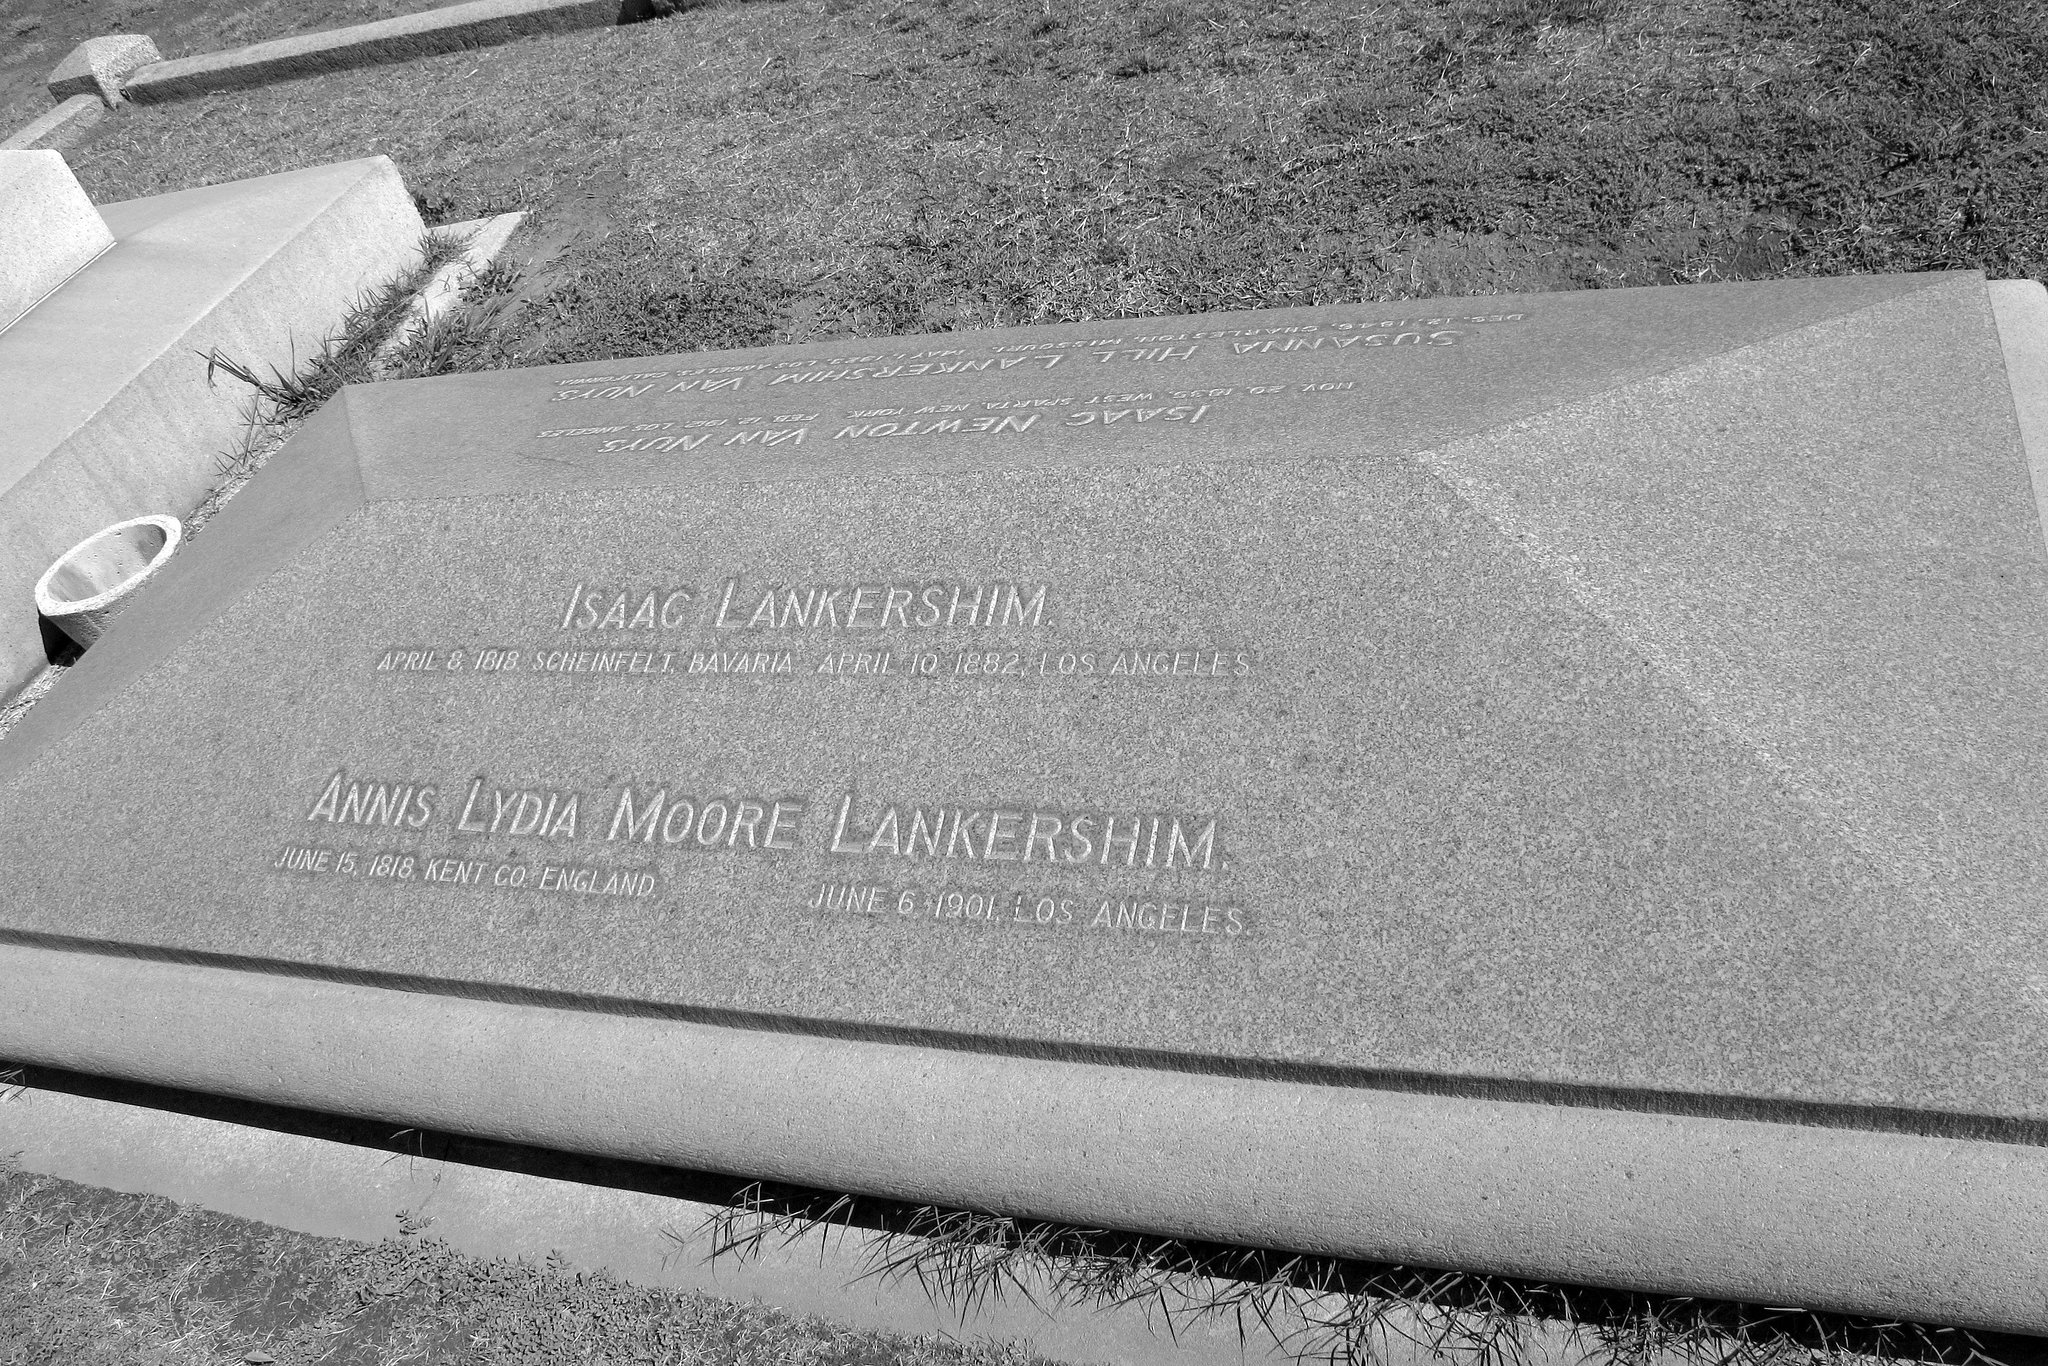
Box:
[37,615,83,667]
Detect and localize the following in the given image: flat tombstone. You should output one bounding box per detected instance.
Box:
[5,271,2048,1334]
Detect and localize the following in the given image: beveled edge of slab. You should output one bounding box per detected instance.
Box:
[1992,278,2048,558]
[3,939,2042,1336]
[121,0,651,105]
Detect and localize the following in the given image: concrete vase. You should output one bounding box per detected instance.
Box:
[34,514,181,649]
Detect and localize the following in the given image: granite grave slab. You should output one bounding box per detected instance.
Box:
[4,270,2047,1333]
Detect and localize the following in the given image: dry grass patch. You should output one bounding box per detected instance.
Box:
[56,0,2042,376]
[0,1162,1062,1366]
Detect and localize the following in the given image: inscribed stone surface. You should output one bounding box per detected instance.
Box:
[5,271,2045,1131]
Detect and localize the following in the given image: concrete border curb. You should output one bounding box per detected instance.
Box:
[370,210,527,373]
[122,0,656,105]
[1992,279,2048,546]
[3,939,2045,1337]
[0,95,106,152]
[46,34,163,106]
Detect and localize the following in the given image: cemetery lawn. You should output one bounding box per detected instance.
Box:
[52,0,2048,376]
[0,1164,1056,1366]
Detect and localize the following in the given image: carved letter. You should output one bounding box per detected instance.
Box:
[546,795,580,841]
[829,793,866,854]
[609,787,666,843]
[306,771,344,823]
[765,800,804,850]
[715,578,747,629]
[1166,817,1217,871]
[456,778,488,832]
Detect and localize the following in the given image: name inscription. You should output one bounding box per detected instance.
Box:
[300,771,1227,868]
[280,770,1246,939]
[540,580,1053,634]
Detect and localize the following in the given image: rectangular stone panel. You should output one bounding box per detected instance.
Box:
[6,270,2048,1128]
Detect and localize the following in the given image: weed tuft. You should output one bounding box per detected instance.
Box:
[179,230,470,548]
[696,1185,2023,1366]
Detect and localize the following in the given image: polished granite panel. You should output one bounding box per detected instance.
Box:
[7,271,2044,1127]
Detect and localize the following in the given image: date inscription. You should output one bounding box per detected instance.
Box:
[809,879,1249,937]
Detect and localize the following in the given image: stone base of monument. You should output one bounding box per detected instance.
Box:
[0,153,426,704]
[6,936,2043,1342]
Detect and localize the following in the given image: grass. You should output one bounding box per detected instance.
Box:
[3,1139,2030,1366]
[201,231,465,431]
[196,226,468,490]
[695,1185,2029,1366]
[0,1160,1059,1366]
[52,0,2048,377]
